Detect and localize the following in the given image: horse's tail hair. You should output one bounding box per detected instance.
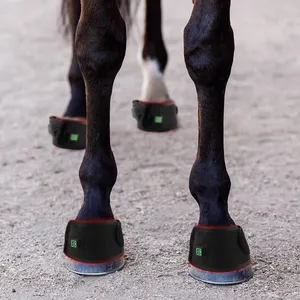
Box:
[118,0,133,28]
[60,0,139,37]
[60,0,69,37]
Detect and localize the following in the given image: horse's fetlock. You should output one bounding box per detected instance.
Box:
[189,160,231,204]
[79,153,117,190]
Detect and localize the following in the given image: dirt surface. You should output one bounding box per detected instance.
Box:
[1,0,300,299]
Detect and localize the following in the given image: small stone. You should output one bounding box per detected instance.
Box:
[12,289,16,293]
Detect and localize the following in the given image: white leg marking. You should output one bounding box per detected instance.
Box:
[139,57,170,102]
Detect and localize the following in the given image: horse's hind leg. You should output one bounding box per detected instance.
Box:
[48,0,86,150]
[139,0,169,101]
[63,0,126,275]
[133,0,178,132]
[184,0,253,284]
[64,0,86,118]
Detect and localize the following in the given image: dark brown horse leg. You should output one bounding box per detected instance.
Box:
[140,0,170,101]
[64,0,86,118]
[63,0,127,275]
[184,0,253,284]
[48,0,86,150]
[185,0,234,226]
[75,0,126,220]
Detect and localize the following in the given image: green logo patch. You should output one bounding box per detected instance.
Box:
[71,240,78,248]
[70,134,79,142]
[196,248,203,257]
[155,116,163,124]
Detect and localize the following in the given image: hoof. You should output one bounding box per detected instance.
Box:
[64,219,125,276]
[65,254,125,276]
[48,116,86,150]
[132,100,178,132]
[189,264,253,285]
[188,225,253,285]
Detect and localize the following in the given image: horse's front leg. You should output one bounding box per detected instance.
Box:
[132,0,178,132]
[184,0,253,284]
[63,0,127,275]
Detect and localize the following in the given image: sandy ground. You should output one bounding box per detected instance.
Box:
[1,0,300,299]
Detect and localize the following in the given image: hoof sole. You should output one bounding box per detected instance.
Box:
[66,256,125,276]
[189,264,254,285]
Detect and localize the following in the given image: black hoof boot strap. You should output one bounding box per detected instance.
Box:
[132,100,178,132]
[64,220,124,264]
[189,225,251,272]
[48,116,86,150]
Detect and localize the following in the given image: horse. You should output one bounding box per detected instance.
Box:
[56,0,254,285]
